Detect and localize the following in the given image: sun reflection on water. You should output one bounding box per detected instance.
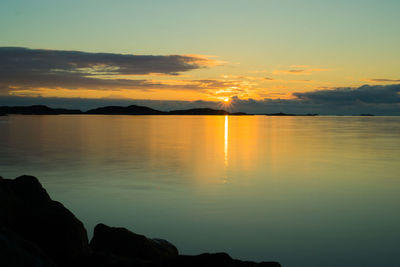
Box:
[224,115,229,167]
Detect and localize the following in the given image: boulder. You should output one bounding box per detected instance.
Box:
[90,223,178,262]
[0,175,90,266]
[0,227,57,267]
[1,175,281,267]
[167,253,281,267]
[89,224,281,267]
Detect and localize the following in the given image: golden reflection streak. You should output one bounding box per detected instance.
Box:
[224,115,229,167]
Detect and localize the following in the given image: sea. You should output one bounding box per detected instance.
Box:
[1,115,399,267]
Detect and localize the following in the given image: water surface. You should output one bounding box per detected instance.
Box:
[1,115,399,267]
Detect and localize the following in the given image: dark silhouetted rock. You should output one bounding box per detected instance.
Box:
[167,253,281,267]
[90,223,178,262]
[0,105,83,115]
[0,175,90,266]
[1,175,281,267]
[86,105,165,115]
[0,227,57,267]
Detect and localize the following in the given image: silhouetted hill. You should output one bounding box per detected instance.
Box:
[264,112,318,116]
[0,105,82,115]
[353,113,375,116]
[168,108,230,115]
[86,106,245,115]
[265,112,296,116]
[86,105,165,115]
[0,104,253,116]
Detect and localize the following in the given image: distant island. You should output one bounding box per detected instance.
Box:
[0,104,323,116]
[0,105,246,116]
[0,105,82,115]
[263,112,318,116]
[353,114,375,116]
[0,105,383,117]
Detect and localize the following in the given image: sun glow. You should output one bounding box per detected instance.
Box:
[219,97,231,105]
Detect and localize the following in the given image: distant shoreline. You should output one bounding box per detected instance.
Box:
[0,104,384,117]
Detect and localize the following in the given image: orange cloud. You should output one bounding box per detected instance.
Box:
[272,68,329,75]
[182,54,225,67]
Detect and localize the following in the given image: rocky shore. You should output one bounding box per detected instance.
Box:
[0,175,281,267]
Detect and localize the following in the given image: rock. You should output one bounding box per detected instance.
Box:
[90,223,178,262]
[152,238,179,258]
[7,175,51,204]
[167,253,281,267]
[0,227,57,267]
[1,175,281,267]
[89,224,281,267]
[0,175,90,266]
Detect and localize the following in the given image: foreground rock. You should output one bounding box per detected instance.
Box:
[0,175,281,267]
[0,227,57,267]
[0,175,89,266]
[90,223,178,261]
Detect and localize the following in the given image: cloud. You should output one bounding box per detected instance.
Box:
[273,69,305,74]
[227,84,400,115]
[2,84,400,115]
[293,84,400,104]
[0,47,220,93]
[272,68,328,75]
[264,77,275,81]
[364,78,400,83]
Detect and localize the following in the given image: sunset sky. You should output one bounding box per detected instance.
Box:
[1,0,400,114]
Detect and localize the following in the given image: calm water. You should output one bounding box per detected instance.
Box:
[1,115,399,267]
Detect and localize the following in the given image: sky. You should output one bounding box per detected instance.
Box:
[1,0,400,114]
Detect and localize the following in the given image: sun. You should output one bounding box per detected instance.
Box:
[218,97,233,110]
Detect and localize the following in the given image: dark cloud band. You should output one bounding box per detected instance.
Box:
[293,84,400,104]
[0,47,214,92]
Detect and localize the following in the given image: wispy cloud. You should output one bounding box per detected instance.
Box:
[293,84,400,104]
[363,78,400,83]
[272,68,328,75]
